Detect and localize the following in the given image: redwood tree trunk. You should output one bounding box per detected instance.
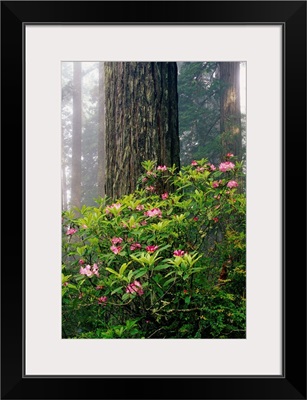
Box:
[220,62,242,160]
[104,62,180,199]
[98,62,106,197]
[71,61,82,209]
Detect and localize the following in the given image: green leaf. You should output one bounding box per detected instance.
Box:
[119,263,129,276]
[122,293,130,301]
[111,287,123,295]
[163,277,176,286]
[133,269,148,279]
[154,264,170,271]
[185,296,191,305]
[67,284,78,291]
[105,267,121,278]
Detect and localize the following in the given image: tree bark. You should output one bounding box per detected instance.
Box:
[98,62,106,197]
[219,62,242,160]
[104,62,180,199]
[71,62,82,209]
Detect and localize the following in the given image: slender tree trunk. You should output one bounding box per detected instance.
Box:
[98,62,106,197]
[104,62,180,199]
[61,133,68,210]
[219,62,242,160]
[71,62,82,208]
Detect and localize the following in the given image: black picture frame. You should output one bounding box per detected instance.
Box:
[1,1,306,399]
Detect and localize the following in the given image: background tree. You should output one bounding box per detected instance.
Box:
[219,62,242,160]
[61,62,73,211]
[61,62,101,208]
[104,62,180,199]
[71,61,82,209]
[178,62,221,166]
[81,62,100,206]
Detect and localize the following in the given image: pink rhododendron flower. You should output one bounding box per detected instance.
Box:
[161,192,169,200]
[80,265,93,277]
[142,177,148,183]
[126,280,144,296]
[157,165,167,171]
[213,217,219,223]
[140,220,147,226]
[80,264,99,277]
[145,185,155,192]
[212,181,219,188]
[146,171,157,177]
[219,161,235,172]
[226,152,234,158]
[144,208,162,218]
[209,164,216,171]
[79,259,85,265]
[66,228,77,235]
[191,160,198,166]
[196,166,205,173]
[146,245,159,253]
[92,263,99,277]
[130,243,142,251]
[98,296,107,305]
[227,180,238,188]
[111,237,123,245]
[110,245,122,254]
[136,204,144,211]
[173,250,185,257]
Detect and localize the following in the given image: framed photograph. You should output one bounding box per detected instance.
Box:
[1,1,306,399]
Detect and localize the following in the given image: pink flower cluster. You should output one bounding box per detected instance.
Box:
[219,161,235,172]
[130,243,142,251]
[209,164,216,171]
[66,228,77,235]
[126,280,144,296]
[111,237,123,245]
[146,245,159,253]
[173,250,185,257]
[135,204,144,211]
[161,192,169,200]
[146,171,157,177]
[196,166,205,173]
[145,186,155,192]
[144,208,162,218]
[80,263,99,277]
[157,165,167,172]
[212,181,219,188]
[191,160,198,166]
[98,296,107,305]
[227,180,238,188]
[110,245,122,254]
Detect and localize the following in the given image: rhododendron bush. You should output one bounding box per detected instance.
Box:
[62,155,246,338]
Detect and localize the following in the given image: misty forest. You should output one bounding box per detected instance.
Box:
[62,61,246,339]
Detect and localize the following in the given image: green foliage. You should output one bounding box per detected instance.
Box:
[62,155,246,339]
